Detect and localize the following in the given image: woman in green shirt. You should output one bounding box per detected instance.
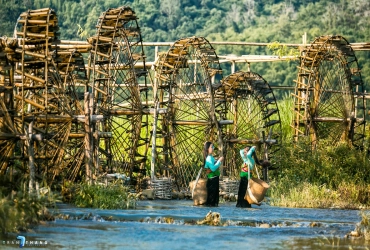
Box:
[203,141,224,207]
[236,145,262,208]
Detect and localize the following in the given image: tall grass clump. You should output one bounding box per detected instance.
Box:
[276,93,294,141]
[356,210,370,240]
[0,175,58,235]
[0,191,43,235]
[268,141,370,209]
[66,180,138,209]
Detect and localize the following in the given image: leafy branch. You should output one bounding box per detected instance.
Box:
[267,41,300,60]
[77,24,88,39]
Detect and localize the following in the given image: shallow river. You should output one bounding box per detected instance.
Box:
[2,200,369,249]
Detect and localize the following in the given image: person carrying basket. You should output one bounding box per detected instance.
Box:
[236,145,267,208]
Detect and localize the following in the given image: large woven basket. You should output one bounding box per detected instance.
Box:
[244,177,269,205]
[189,178,207,206]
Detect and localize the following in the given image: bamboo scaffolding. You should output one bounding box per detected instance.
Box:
[59,40,370,50]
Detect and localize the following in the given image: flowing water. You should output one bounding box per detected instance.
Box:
[2,200,369,249]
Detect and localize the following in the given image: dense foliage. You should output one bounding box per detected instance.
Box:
[0,0,369,98]
[63,180,138,209]
[0,175,57,235]
[264,96,370,209]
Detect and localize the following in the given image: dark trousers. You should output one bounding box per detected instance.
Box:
[206,176,219,207]
[236,176,251,208]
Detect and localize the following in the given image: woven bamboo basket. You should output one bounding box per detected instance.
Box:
[189,178,207,206]
[244,177,269,205]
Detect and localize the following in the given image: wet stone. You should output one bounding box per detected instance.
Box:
[260,223,271,228]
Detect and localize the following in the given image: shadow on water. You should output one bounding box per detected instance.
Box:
[1,200,369,249]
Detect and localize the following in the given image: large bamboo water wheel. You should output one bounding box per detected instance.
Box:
[0,8,78,185]
[215,71,282,181]
[153,36,224,188]
[87,6,149,181]
[292,35,366,149]
[0,38,17,175]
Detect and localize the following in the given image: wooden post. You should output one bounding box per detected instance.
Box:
[155,45,158,62]
[84,93,93,184]
[151,101,159,180]
[90,95,98,177]
[231,60,235,73]
[262,131,269,182]
[27,121,35,193]
[302,32,307,45]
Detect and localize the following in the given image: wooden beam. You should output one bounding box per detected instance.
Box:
[172,120,210,126]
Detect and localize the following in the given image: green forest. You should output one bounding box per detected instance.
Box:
[0,0,369,94]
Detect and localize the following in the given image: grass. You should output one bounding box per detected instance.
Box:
[356,210,370,240]
[64,179,139,209]
[0,189,58,235]
[268,180,370,209]
[266,95,370,209]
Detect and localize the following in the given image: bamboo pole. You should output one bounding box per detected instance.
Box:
[27,122,36,193]
[171,120,210,126]
[151,101,159,180]
[84,93,93,184]
[228,138,278,145]
[59,40,370,51]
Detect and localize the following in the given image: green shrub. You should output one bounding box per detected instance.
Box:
[268,141,370,209]
[0,190,57,235]
[356,211,370,240]
[71,180,138,209]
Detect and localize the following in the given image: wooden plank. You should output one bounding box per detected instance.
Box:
[15,49,46,59]
[68,133,85,138]
[301,55,314,61]
[17,19,48,24]
[99,25,115,30]
[15,70,46,84]
[14,94,45,110]
[26,115,73,123]
[156,74,170,81]
[14,83,46,90]
[162,62,175,69]
[228,138,263,144]
[20,11,50,17]
[93,86,108,96]
[93,68,110,76]
[312,117,348,122]
[16,32,47,38]
[90,35,112,43]
[172,120,210,126]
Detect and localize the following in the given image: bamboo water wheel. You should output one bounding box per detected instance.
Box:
[87,6,149,181]
[153,36,224,188]
[0,8,79,184]
[215,71,282,181]
[0,37,17,175]
[292,35,366,149]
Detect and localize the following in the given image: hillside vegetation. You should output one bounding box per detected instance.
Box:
[0,0,369,95]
